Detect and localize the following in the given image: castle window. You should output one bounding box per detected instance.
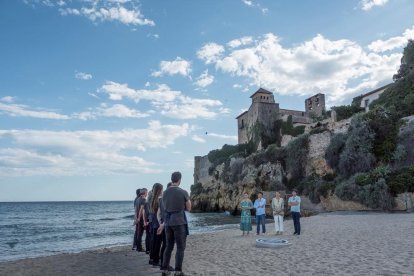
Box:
[364,99,369,108]
[241,119,244,129]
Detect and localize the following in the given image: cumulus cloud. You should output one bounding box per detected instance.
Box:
[199,30,409,105]
[75,71,92,80]
[74,103,150,120]
[205,132,238,141]
[0,102,70,120]
[197,43,225,64]
[242,0,253,6]
[368,26,414,53]
[152,57,192,77]
[99,81,228,119]
[227,36,253,48]
[27,0,155,26]
[194,70,214,88]
[0,121,189,176]
[360,0,388,11]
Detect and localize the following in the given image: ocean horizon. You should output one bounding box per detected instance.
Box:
[0,201,240,262]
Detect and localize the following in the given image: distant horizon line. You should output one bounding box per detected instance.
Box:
[0,200,132,203]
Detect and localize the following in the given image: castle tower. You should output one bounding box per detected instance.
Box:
[305,93,325,117]
[236,88,279,144]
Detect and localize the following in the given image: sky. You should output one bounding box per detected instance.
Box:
[1,0,413,201]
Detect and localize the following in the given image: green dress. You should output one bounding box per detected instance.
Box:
[240,200,253,231]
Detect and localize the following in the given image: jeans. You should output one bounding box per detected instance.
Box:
[145,222,151,252]
[137,220,144,250]
[292,211,301,234]
[256,214,266,234]
[162,224,187,272]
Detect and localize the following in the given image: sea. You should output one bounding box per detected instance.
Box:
[0,201,241,262]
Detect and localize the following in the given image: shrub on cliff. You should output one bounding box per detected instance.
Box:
[300,176,334,204]
[387,165,414,195]
[364,107,401,163]
[190,182,203,195]
[281,115,306,137]
[285,134,309,184]
[331,96,364,121]
[358,178,395,211]
[325,133,347,171]
[392,120,414,168]
[334,176,359,201]
[338,114,376,177]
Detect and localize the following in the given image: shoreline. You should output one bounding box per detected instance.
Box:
[1,212,413,275]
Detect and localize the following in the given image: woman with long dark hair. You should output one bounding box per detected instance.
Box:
[148,183,163,267]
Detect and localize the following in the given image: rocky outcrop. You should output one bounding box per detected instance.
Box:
[191,118,413,214]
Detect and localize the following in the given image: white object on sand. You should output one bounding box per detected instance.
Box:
[255,238,290,248]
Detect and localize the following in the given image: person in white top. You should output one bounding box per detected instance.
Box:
[271,191,284,235]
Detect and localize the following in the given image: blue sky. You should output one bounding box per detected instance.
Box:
[1,0,413,201]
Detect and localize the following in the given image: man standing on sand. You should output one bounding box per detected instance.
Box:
[254,192,266,235]
[288,189,301,236]
[132,188,140,250]
[135,188,147,252]
[161,172,191,276]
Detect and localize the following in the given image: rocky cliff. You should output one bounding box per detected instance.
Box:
[191,118,414,214]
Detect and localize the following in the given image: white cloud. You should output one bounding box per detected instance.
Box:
[360,0,388,11]
[194,70,214,88]
[75,71,92,80]
[28,0,155,27]
[99,81,228,119]
[200,31,407,105]
[191,135,206,143]
[0,96,14,103]
[0,102,70,120]
[74,103,150,120]
[368,26,414,53]
[227,36,253,48]
[0,121,189,176]
[197,43,225,64]
[206,132,238,141]
[152,57,192,77]
[242,0,253,6]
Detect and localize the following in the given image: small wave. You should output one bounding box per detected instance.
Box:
[5,241,18,249]
[80,218,118,222]
[122,215,134,220]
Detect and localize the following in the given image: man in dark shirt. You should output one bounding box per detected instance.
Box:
[132,188,140,250]
[135,188,147,252]
[161,172,191,276]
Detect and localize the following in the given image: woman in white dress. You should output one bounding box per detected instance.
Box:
[271,191,284,235]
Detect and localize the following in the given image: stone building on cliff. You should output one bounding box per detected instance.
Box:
[236,88,325,144]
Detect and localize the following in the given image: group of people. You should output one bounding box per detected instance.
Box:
[133,171,191,276]
[240,189,301,236]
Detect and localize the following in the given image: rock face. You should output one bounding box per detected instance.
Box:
[191,119,413,214]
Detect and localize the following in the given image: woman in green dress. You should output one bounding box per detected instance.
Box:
[240,192,253,236]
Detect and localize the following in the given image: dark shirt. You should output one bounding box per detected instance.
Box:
[136,197,146,221]
[162,186,190,226]
[133,197,139,209]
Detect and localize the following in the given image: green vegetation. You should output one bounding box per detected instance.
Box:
[387,165,414,195]
[281,115,306,137]
[325,133,347,171]
[331,96,364,121]
[338,114,376,177]
[285,134,309,186]
[191,182,203,195]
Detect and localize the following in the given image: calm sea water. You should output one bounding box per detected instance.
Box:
[0,201,240,262]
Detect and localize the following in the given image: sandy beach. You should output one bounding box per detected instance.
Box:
[1,212,413,276]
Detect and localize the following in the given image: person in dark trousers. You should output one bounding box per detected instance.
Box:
[135,188,147,252]
[157,182,172,270]
[148,183,163,266]
[161,172,191,276]
[288,189,301,236]
[132,188,141,250]
[144,190,152,254]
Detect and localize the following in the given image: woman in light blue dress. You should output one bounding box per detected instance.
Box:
[240,193,253,236]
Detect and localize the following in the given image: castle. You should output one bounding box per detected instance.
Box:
[236,88,325,144]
